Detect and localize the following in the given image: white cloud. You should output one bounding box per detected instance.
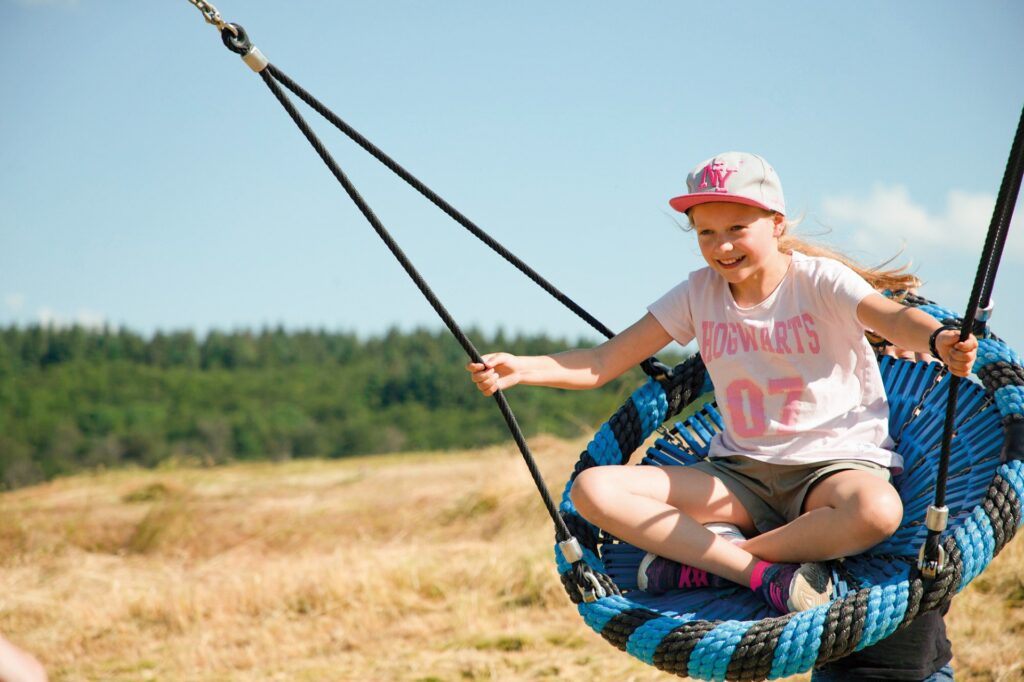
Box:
[36,306,106,330]
[4,293,25,312]
[820,185,1022,262]
[75,308,106,330]
[37,307,62,328]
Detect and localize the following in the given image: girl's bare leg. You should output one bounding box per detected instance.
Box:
[570,465,761,586]
[739,470,903,563]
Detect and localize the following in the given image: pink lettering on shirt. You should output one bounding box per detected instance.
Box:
[701,321,715,361]
[712,323,728,360]
[768,376,805,430]
[737,323,758,352]
[773,322,793,354]
[699,315,823,360]
[725,378,767,437]
[786,316,806,353]
[802,313,821,354]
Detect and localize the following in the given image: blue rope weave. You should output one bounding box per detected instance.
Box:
[553,305,1024,681]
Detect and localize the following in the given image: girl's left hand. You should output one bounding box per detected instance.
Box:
[933,329,979,378]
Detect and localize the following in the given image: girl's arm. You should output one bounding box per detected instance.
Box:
[857,294,978,377]
[467,312,674,396]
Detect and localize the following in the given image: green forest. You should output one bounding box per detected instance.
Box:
[0,325,685,490]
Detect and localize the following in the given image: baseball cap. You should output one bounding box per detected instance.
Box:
[668,152,786,215]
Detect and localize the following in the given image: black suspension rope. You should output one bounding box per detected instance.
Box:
[923,104,1024,573]
[263,64,673,380]
[252,54,571,539]
[210,24,617,598]
[263,64,619,343]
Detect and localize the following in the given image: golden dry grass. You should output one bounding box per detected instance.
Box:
[0,437,1021,681]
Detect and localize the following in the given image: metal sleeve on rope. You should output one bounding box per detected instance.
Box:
[243,47,269,73]
[976,300,994,323]
[925,505,949,532]
[558,537,584,564]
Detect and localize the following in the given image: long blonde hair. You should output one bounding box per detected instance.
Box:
[678,208,922,296]
[776,218,921,295]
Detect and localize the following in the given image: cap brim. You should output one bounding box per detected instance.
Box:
[668,193,780,215]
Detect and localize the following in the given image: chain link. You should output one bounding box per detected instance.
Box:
[186,0,231,33]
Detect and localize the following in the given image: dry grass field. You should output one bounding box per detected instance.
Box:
[0,436,1021,681]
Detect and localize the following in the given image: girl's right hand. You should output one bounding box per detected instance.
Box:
[466,352,521,396]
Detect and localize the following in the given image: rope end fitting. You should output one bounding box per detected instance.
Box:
[925,505,950,533]
[917,506,949,578]
[221,23,269,73]
[579,569,607,603]
[973,299,994,336]
[243,47,269,73]
[918,543,947,580]
[561,541,606,602]
[558,537,584,564]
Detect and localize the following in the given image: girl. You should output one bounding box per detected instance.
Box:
[466,152,978,614]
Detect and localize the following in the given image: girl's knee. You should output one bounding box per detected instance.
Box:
[855,486,903,539]
[569,467,619,521]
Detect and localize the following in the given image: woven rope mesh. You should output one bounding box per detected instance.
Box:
[554,306,1023,680]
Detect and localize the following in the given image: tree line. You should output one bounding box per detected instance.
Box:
[0,325,684,489]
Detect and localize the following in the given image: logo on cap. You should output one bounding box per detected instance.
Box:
[698,160,738,193]
[669,151,785,215]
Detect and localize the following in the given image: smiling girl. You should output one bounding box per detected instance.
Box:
[466,152,978,613]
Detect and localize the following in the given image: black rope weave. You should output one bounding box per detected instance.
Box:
[653,620,722,676]
[729,615,793,681]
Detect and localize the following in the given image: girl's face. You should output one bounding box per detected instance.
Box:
[689,202,786,294]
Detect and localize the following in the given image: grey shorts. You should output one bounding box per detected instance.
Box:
[690,455,892,534]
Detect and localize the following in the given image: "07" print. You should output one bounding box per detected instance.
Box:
[723,377,804,437]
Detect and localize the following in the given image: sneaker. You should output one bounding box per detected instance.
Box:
[637,552,711,594]
[635,524,746,594]
[758,562,833,613]
[703,522,747,545]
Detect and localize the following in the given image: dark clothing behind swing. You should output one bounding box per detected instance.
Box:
[814,605,953,680]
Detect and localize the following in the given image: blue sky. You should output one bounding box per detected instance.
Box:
[2,1,1023,354]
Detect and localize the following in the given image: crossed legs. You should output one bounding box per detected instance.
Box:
[569,463,903,587]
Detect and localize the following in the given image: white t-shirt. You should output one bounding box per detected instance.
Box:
[648,251,901,470]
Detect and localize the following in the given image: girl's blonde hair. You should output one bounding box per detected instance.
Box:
[678,208,922,296]
[776,216,921,295]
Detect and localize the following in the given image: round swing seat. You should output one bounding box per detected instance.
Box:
[554,299,1024,681]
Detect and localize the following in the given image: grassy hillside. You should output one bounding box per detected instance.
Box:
[0,437,1021,681]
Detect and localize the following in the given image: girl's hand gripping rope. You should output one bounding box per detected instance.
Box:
[467,353,522,396]
[931,329,979,378]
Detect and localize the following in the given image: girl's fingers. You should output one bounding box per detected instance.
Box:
[480,352,507,367]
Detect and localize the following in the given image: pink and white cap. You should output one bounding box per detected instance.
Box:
[669,151,786,216]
